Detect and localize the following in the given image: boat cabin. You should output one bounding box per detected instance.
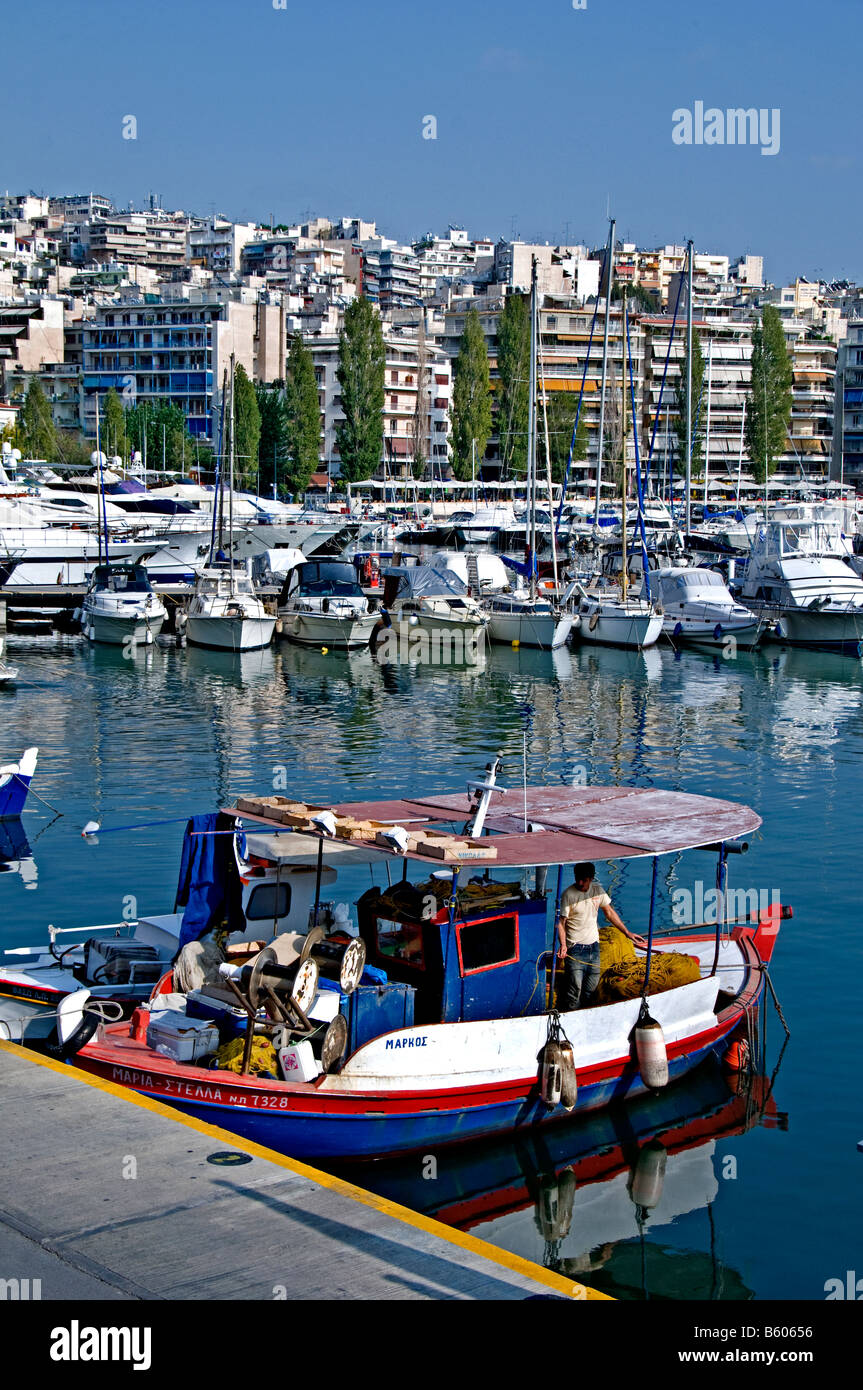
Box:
[87,563,153,594]
[279,560,367,606]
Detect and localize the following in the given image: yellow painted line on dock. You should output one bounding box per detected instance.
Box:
[0,1039,612,1301]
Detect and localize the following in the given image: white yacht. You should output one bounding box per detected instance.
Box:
[185,562,276,652]
[649,567,762,649]
[740,519,863,654]
[278,559,379,650]
[78,562,167,646]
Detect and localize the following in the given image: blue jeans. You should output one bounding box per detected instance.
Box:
[559,942,600,1011]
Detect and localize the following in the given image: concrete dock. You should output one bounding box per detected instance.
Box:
[0,1042,607,1301]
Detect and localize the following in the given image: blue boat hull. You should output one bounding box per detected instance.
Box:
[115,1035,729,1162]
[0,772,32,819]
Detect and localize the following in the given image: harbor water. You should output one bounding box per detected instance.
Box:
[1,631,861,1299]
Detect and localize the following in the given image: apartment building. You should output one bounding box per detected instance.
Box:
[189,217,258,274]
[79,287,283,441]
[832,318,863,487]
[312,327,451,478]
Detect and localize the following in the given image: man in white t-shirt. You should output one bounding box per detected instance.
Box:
[555,862,646,1010]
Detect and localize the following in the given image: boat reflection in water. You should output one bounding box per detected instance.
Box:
[326,1013,786,1301]
[0,817,37,888]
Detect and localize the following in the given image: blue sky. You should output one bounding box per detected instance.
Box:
[5,0,861,284]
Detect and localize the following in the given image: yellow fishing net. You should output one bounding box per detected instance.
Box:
[216,1035,279,1076]
[595,950,701,1005]
[599,925,636,973]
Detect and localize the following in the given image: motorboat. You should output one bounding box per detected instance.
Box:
[380,564,488,644]
[0,915,180,1045]
[77,563,167,647]
[278,559,379,650]
[740,519,863,654]
[65,757,787,1162]
[648,567,763,649]
[185,563,276,652]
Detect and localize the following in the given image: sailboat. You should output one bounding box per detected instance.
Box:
[78,403,167,646]
[577,250,662,651]
[186,358,276,653]
[485,259,574,651]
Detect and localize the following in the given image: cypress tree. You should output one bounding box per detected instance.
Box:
[450,305,492,481]
[746,305,793,483]
[496,293,530,479]
[284,336,321,495]
[335,298,386,484]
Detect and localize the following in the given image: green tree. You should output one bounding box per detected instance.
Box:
[283,336,321,495]
[745,305,793,483]
[256,381,287,497]
[543,390,589,486]
[233,363,261,489]
[496,293,530,478]
[673,329,705,478]
[100,389,126,461]
[612,282,657,313]
[335,297,385,484]
[450,305,492,480]
[18,380,57,460]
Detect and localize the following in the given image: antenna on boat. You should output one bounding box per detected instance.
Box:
[466,753,506,838]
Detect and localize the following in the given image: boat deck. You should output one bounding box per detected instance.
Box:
[0,1041,607,1301]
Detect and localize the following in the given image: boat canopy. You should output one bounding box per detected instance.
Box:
[387,565,470,600]
[226,784,761,869]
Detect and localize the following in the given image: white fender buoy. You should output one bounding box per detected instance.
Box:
[634,1004,669,1089]
[535,1168,577,1241]
[629,1139,667,1214]
[559,1039,578,1111]
[539,1039,564,1107]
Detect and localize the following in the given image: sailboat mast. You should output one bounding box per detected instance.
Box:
[621,291,628,603]
[594,218,615,528]
[95,394,103,566]
[703,338,713,508]
[685,238,693,538]
[228,354,235,584]
[528,257,538,601]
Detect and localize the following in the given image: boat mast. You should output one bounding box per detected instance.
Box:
[703,338,713,507]
[528,257,538,601]
[736,396,746,501]
[594,218,615,528]
[685,238,693,539]
[228,353,235,586]
[620,289,628,603]
[95,394,104,566]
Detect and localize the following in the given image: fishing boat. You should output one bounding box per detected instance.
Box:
[77,563,168,646]
[0,748,38,819]
[277,559,379,650]
[67,757,787,1161]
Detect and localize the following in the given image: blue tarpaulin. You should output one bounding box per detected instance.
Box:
[174,813,241,949]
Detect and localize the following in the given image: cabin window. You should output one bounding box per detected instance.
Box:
[376,917,425,969]
[246,882,291,921]
[457,914,518,974]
